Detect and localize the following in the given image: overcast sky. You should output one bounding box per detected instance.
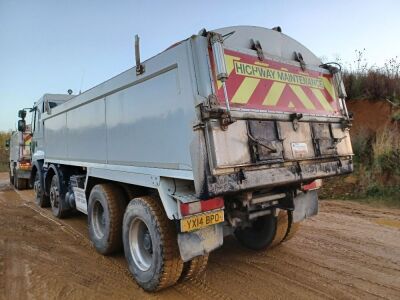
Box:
[0,0,399,130]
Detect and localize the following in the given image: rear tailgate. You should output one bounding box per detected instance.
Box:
[213,49,341,116]
[204,47,352,179]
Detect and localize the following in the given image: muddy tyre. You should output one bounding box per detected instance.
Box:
[88,184,125,255]
[234,213,278,250]
[9,169,13,185]
[49,174,69,218]
[122,196,183,292]
[179,254,209,282]
[19,179,29,190]
[13,171,27,190]
[283,210,300,242]
[34,170,50,207]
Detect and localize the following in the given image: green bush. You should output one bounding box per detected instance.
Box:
[339,125,400,205]
[334,50,400,102]
[351,129,374,166]
[375,150,400,175]
[392,111,400,121]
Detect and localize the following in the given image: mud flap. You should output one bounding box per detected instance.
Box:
[177,223,223,262]
[293,190,318,223]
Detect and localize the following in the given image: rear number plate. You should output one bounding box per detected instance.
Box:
[181,210,224,232]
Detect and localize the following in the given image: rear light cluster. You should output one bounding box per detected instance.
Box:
[180,197,224,216]
[302,179,322,191]
[19,162,31,170]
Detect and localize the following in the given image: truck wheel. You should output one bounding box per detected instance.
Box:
[27,178,33,189]
[234,213,278,250]
[49,174,69,218]
[13,170,27,190]
[22,179,29,189]
[34,170,50,207]
[13,167,18,188]
[9,169,14,185]
[179,254,209,282]
[16,178,24,189]
[122,196,183,291]
[282,210,300,242]
[88,184,125,255]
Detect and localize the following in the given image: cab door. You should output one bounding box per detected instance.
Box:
[31,103,44,155]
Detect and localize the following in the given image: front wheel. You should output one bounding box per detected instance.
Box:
[122,196,183,292]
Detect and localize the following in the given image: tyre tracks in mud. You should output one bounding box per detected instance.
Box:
[1,181,400,299]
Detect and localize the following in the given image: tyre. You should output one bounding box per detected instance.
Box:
[9,169,13,185]
[234,213,278,251]
[88,184,125,255]
[179,254,209,282]
[27,178,33,189]
[12,167,18,188]
[34,169,50,207]
[21,179,28,189]
[269,209,291,247]
[49,174,69,218]
[122,196,183,291]
[13,170,27,190]
[282,210,300,242]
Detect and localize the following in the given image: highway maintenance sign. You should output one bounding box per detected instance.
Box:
[213,49,340,116]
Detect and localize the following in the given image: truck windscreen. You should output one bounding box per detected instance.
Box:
[49,102,58,109]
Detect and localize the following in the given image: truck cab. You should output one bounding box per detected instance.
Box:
[9,94,74,190]
[8,117,32,189]
[30,93,75,162]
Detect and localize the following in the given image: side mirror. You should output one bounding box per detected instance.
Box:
[5,139,10,149]
[18,119,26,132]
[18,109,27,119]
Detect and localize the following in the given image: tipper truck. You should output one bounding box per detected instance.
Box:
[8,95,74,189]
[7,109,33,189]
[26,25,353,291]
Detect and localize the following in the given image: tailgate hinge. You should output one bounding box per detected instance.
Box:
[220,112,235,131]
[250,39,264,61]
[294,52,306,71]
[290,113,303,131]
[201,95,235,131]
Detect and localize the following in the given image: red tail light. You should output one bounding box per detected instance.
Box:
[302,179,322,191]
[180,197,224,216]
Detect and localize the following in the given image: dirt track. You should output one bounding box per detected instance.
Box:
[0,173,400,300]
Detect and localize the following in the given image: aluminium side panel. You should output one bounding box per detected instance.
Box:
[43,40,201,181]
[106,42,198,171]
[44,113,68,160]
[66,98,107,163]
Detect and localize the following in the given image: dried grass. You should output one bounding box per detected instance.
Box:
[372,125,400,176]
